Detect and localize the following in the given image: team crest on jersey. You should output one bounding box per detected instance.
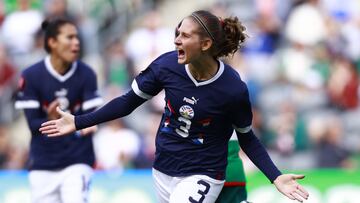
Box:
[55,88,69,110]
[179,105,194,119]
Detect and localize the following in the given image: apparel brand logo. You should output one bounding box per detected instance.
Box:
[183,96,199,105]
[55,88,68,97]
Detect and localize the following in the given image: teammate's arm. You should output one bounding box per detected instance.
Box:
[23,109,48,134]
[39,90,146,136]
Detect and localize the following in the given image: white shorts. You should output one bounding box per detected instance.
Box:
[29,164,93,203]
[152,168,224,203]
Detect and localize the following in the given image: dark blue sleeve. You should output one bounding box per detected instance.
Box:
[236,129,282,182]
[230,83,253,132]
[75,90,146,130]
[24,109,47,135]
[15,71,47,135]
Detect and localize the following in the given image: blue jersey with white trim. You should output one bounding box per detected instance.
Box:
[133,51,252,180]
[15,56,103,170]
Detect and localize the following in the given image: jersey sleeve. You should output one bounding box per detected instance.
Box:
[15,71,46,134]
[15,73,40,110]
[81,69,103,112]
[230,84,253,134]
[131,60,163,100]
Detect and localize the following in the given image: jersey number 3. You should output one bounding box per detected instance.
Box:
[188,180,211,203]
[175,116,192,137]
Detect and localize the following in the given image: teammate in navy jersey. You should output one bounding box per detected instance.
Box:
[40,10,309,203]
[15,18,102,203]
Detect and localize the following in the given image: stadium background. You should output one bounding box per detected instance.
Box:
[0,0,359,202]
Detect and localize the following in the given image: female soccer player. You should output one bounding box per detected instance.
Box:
[15,18,102,203]
[40,10,309,203]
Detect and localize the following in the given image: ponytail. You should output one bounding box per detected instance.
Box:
[189,10,247,58]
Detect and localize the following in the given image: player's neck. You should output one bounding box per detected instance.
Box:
[50,55,72,75]
[189,58,219,81]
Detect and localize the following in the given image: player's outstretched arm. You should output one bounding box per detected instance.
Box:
[273,174,309,202]
[39,107,76,137]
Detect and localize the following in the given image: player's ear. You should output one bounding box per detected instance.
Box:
[48,37,57,49]
[201,38,212,52]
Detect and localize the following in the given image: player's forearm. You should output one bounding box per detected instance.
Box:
[75,90,146,130]
[237,130,282,182]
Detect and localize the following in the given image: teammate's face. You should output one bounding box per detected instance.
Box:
[174,18,204,64]
[50,24,80,63]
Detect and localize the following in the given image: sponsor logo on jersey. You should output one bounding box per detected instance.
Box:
[183,96,199,105]
[179,105,194,119]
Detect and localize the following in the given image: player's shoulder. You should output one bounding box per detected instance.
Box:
[219,62,249,102]
[151,50,178,67]
[222,63,247,90]
[143,50,181,76]
[22,60,46,77]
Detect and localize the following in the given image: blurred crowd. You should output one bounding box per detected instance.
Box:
[0,0,359,172]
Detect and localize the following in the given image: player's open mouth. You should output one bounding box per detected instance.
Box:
[178,49,185,58]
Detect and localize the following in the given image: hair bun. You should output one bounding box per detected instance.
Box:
[41,20,50,31]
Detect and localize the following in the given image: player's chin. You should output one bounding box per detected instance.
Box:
[65,54,78,63]
[177,59,186,64]
[177,56,188,64]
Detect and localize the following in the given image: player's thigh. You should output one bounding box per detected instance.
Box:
[29,170,62,203]
[152,168,173,203]
[60,164,93,203]
[170,175,224,203]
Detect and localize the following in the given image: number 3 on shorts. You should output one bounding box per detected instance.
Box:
[188,180,211,203]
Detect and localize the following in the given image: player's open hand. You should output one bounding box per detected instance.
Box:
[39,107,76,137]
[273,174,309,202]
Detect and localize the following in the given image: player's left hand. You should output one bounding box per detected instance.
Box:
[273,174,309,202]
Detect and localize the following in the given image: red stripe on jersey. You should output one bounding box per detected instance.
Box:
[167,99,175,113]
[224,182,246,187]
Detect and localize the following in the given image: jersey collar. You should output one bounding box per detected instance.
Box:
[185,60,224,87]
[45,55,77,82]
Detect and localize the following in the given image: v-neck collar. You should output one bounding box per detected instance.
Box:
[185,60,224,87]
[45,55,77,82]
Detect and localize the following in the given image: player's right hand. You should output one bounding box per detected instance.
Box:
[39,107,76,137]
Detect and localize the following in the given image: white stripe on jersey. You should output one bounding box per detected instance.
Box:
[185,60,224,87]
[15,100,40,109]
[131,80,153,100]
[82,97,103,111]
[45,55,77,82]
[233,125,252,134]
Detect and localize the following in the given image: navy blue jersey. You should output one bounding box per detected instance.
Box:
[132,51,253,180]
[15,56,103,170]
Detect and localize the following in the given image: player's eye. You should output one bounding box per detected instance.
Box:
[174,20,183,38]
[182,33,190,38]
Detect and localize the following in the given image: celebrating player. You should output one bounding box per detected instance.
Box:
[40,10,309,203]
[15,18,102,203]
